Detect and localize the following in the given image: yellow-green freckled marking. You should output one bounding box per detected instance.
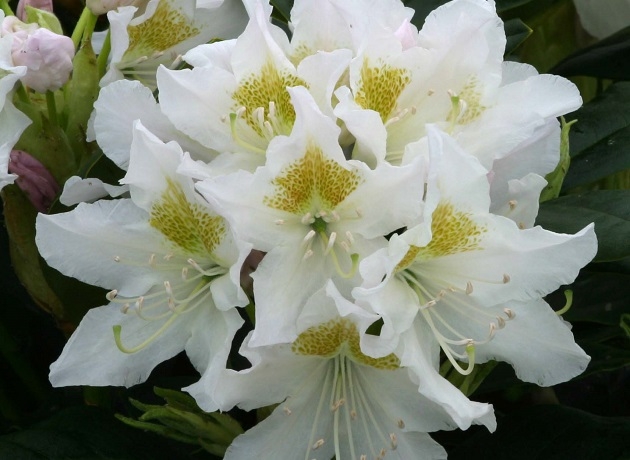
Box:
[150,178,225,255]
[354,58,411,123]
[126,0,200,58]
[263,145,363,215]
[232,60,308,137]
[396,201,486,272]
[448,76,486,125]
[292,318,400,370]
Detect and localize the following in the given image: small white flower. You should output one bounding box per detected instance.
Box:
[203,283,494,459]
[102,0,248,88]
[354,127,596,402]
[196,87,424,346]
[38,123,250,396]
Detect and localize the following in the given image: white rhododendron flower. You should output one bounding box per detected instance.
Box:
[205,284,494,459]
[196,86,424,346]
[157,0,350,160]
[37,123,250,395]
[102,0,248,88]
[335,0,581,167]
[354,127,596,389]
[573,0,630,39]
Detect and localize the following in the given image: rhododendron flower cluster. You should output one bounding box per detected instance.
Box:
[15,0,598,458]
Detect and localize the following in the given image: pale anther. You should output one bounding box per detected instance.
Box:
[149,253,156,267]
[325,232,337,254]
[181,267,189,280]
[466,281,473,295]
[509,200,517,210]
[390,433,398,449]
[113,255,121,262]
[312,439,325,450]
[303,230,316,245]
[345,231,355,245]
[164,281,173,297]
[301,213,313,225]
[355,208,363,218]
[497,316,506,328]
[274,219,285,225]
[351,409,357,419]
[503,273,511,283]
[121,304,130,314]
[331,398,345,411]
[303,249,314,260]
[106,290,118,301]
[397,419,405,429]
[340,241,351,253]
[360,455,367,460]
[504,308,515,319]
[283,406,292,416]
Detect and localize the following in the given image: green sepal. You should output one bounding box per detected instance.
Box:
[540,117,576,202]
[23,6,63,35]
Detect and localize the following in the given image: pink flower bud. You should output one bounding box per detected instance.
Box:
[8,150,59,212]
[3,17,74,92]
[16,0,54,21]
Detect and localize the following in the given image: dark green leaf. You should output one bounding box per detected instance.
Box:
[503,18,532,55]
[536,190,630,262]
[449,405,630,460]
[0,406,193,459]
[551,26,630,80]
[495,0,536,12]
[269,0,292,22]
[560,271,630,325]
[563,83,630,190]
[405,0,449,28]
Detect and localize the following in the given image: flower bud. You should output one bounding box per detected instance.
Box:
[2,17,74,92]
[16,0,54,21]
[8,149,60,212]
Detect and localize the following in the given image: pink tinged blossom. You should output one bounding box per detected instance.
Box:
[8,149,59,212]
[5,19,74,92]
[16,0,54,21]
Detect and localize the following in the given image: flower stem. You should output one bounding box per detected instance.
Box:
[71,7,98,49]
[0,0,13,16]
[46,90,58,126]
[97,29,112,78]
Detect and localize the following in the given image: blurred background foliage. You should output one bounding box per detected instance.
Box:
[1,0,629,458]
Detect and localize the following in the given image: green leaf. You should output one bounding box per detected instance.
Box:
[269,0,292,22]
[536,190,630,262]
[495,0,536,12]
[551,26,630,80]
[562,83,630,190]
[405,0,449,28]
[559,271,630,325]
[63,41,101,168]
[0,406,192,459]
[503,18,532,55]
[449,405,630,460]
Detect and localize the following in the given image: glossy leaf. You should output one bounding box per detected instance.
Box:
[562,83,630,190]
[449,405,630,460]
[536,190,630,262]
[504,18,532,55]
[551,26,630,80]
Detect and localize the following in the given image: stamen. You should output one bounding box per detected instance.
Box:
[331,398,345,411]
[114,256,121,262]
[504,308,515,319]
[121,304,130,314]
[181,267,188,280]
[555,289,573,316]
[148,253,156,267]
[465,281,473,295]
[106,290,118,301]
[355,208,363,218]
[345,231,355,245]
[503,273,511,283]
[283,406,292,416]
[228,112,266,155]
[303,249,314,260]
[397,419,405,429]
[508,200,517,210]
[275,219,286,225]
